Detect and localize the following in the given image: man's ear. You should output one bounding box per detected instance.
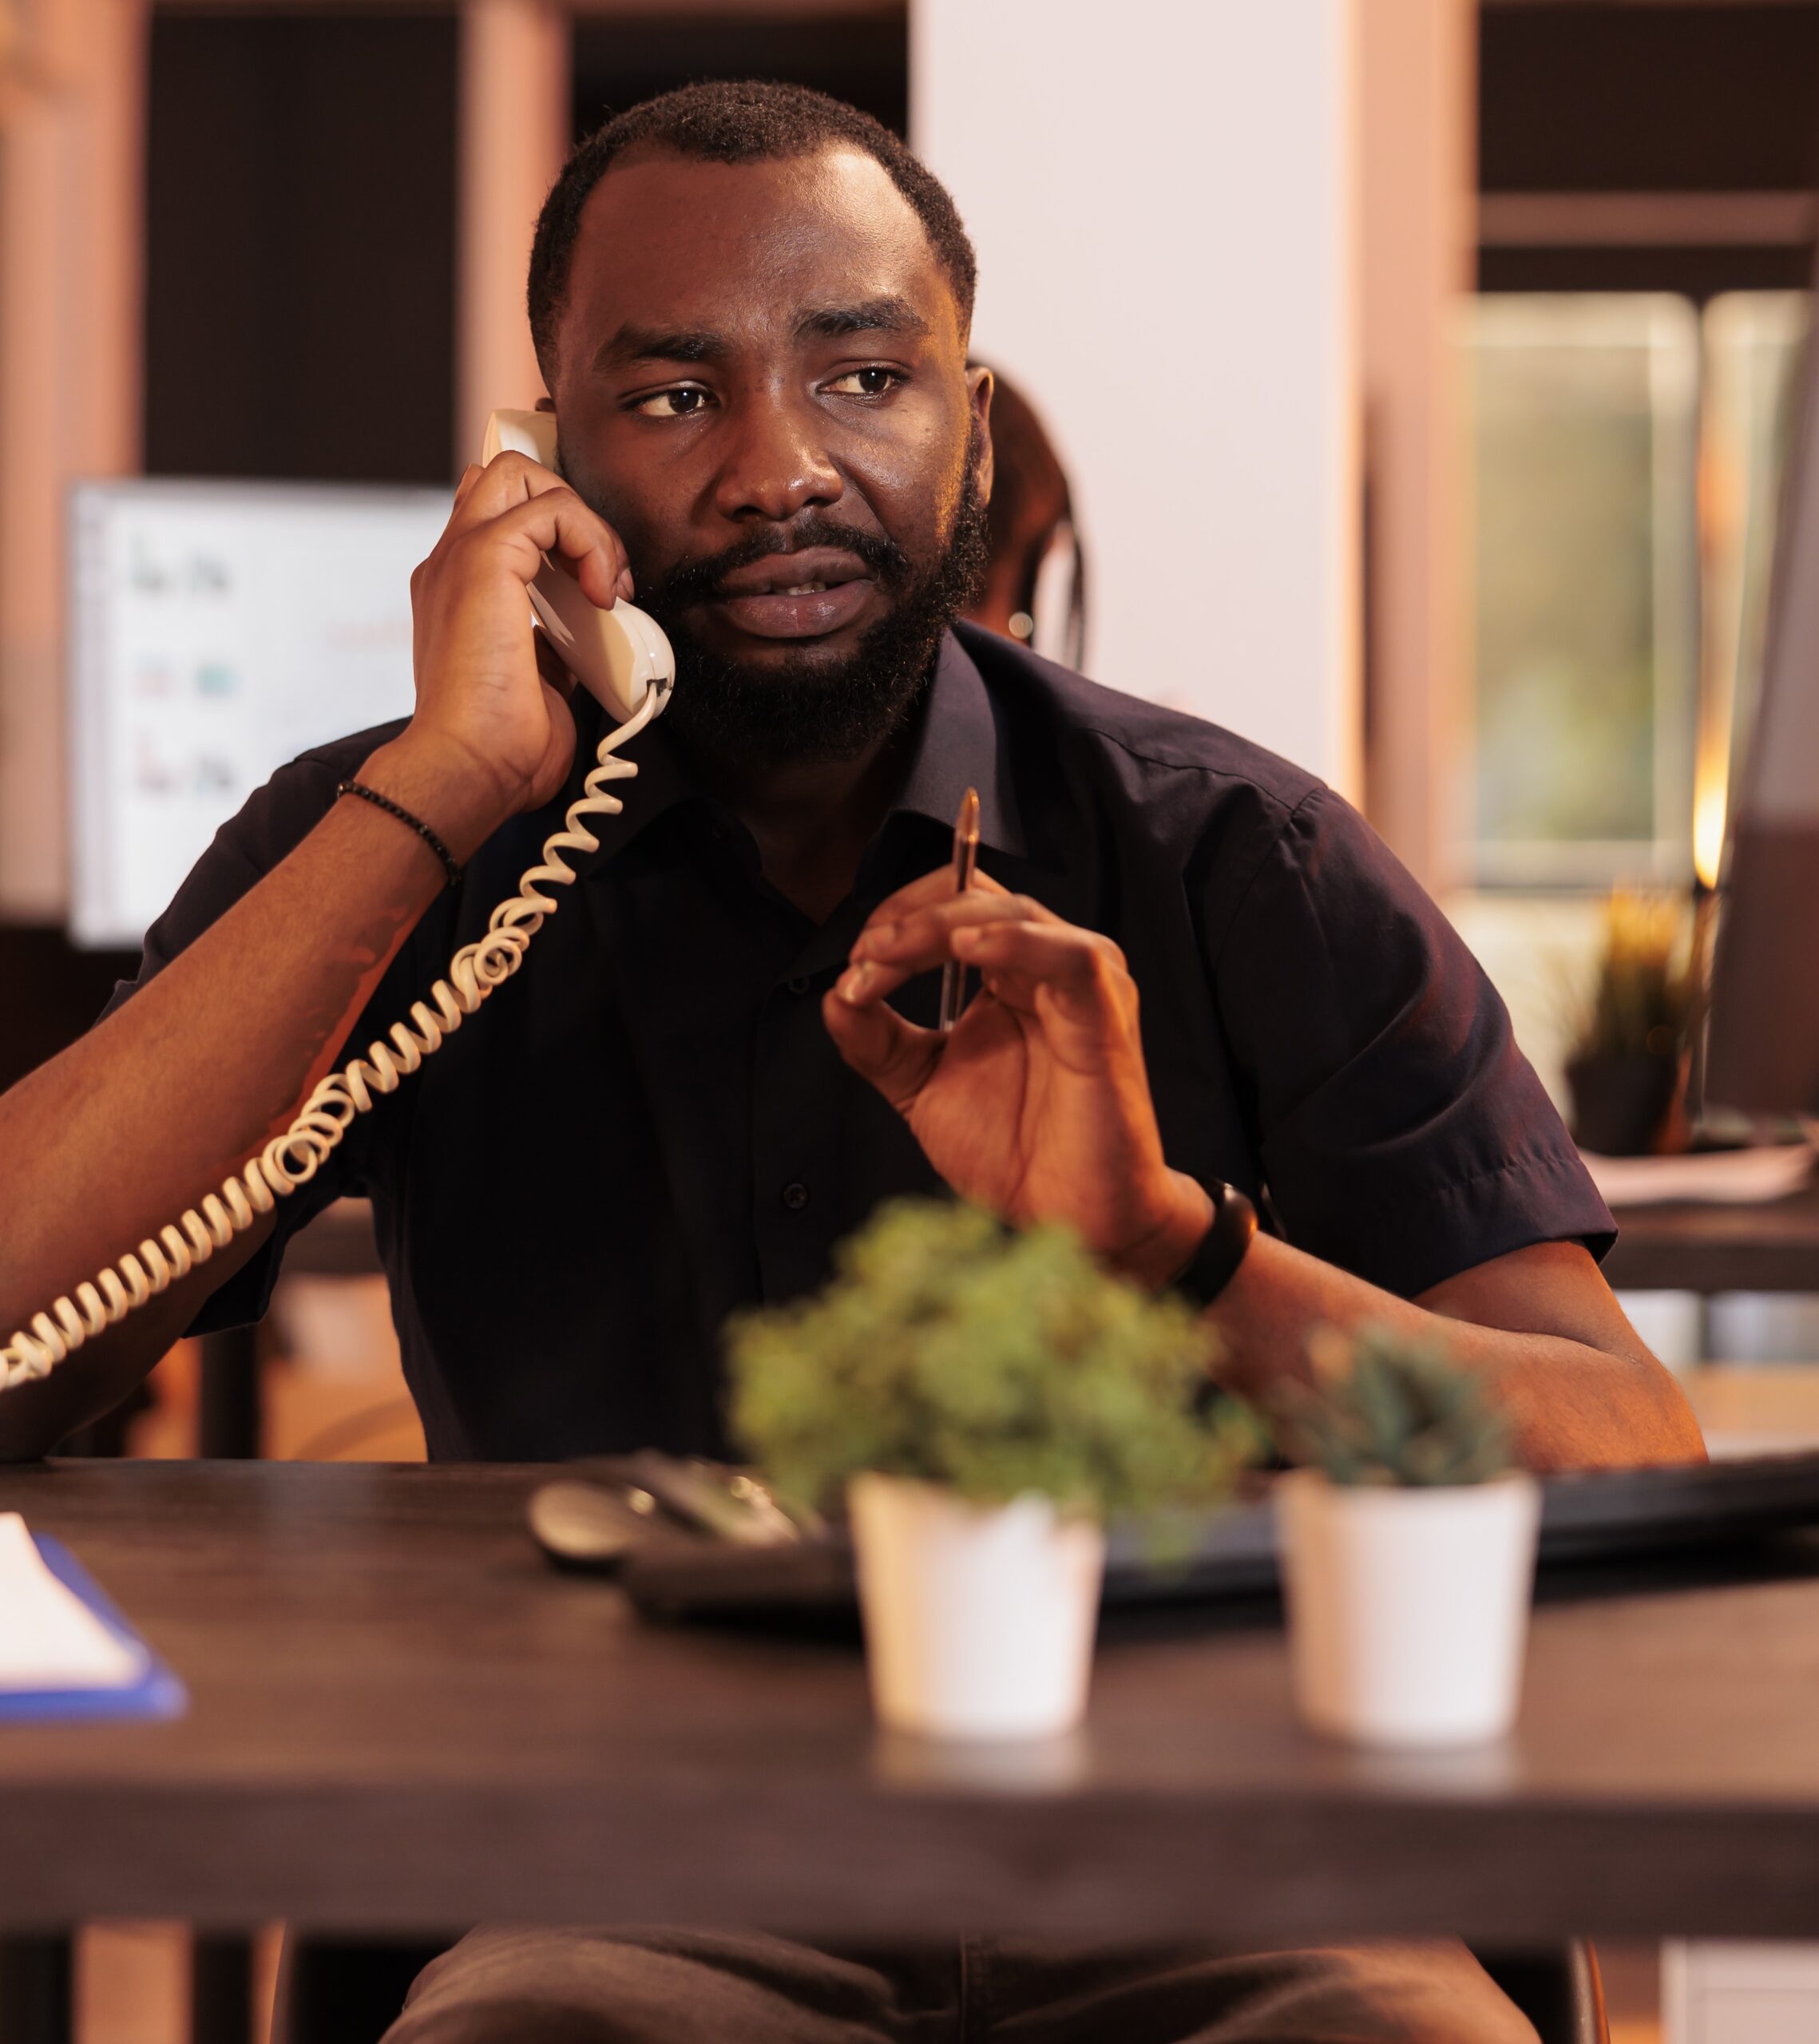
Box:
[968,364,995,509]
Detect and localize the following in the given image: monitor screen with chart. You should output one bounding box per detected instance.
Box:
[68,479,450,949]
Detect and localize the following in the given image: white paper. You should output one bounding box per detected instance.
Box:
[0,1516,145,1691]
[1581,1144,1816,1208]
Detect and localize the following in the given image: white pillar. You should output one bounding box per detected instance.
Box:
[457,0,570,468]
[1359,0,1475,894]
[0,0,146,921]
[911,0,1361,797]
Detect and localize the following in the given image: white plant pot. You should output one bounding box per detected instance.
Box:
[1274,1469,1541,1749]
[847,1473,1105,1741]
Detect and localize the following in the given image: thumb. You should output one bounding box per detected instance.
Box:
[822,985,941,1114]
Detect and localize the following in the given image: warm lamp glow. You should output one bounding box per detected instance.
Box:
[1692,723,1731,893]
[1693,775,1728,893]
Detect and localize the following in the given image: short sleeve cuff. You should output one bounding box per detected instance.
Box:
[1297,1142,1617,1301]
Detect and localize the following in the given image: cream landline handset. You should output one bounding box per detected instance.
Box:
[0,412,676,1388]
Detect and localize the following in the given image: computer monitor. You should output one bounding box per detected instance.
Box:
[68,478,450,949]
[1706,288,1819,1116]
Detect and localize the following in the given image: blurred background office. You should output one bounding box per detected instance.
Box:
[4,3,1819,2035]
[14,0,1816,1083]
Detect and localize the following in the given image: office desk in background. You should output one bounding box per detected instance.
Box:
[1604,1185,1819,1296]
[4,1459,1819,1948]
[189,1190,1819,1460]
[278,1190,1819,1304]
[276,1186,1819,1313]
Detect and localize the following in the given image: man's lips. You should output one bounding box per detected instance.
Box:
[708,547,876,640]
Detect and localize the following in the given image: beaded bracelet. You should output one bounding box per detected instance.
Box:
[336,780,462,889]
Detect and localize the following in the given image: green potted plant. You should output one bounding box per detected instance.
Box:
[1269,1323,1538,1749]
[728,1197,1249,1741]
[1563,889,1694,1156]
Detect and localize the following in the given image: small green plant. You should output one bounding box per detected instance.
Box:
[1269,1323,1516,1488]
[1567,889,1694,1064]
[727,1197,1252,1517]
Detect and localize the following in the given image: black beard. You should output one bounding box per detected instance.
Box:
[637,447,989,769]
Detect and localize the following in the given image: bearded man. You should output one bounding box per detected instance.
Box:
[0,81,1699,2042]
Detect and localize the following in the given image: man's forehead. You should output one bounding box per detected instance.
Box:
[561,146,957,354]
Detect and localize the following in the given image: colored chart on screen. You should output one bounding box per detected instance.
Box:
[69,481,450,948]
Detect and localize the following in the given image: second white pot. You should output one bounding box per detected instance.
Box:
[1274,1469,1542,1749]
[847,1472,1105,1741]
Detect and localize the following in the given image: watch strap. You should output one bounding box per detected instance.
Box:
[1173,1181,1258,1309]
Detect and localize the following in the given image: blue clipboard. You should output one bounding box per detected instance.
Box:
[0,1534,188,1724]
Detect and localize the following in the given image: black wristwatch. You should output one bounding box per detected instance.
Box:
[1172,1180,1258,1309]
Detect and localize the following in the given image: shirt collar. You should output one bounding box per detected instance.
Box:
[889,632,1026,859]
[576,628,1026,869]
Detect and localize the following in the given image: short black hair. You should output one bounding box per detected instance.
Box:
[526,80,977,374]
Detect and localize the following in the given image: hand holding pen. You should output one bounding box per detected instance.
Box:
[825,797,1213,1286]
[938,787,981,1032]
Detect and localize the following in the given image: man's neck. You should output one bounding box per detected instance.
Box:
[676,719,921,925]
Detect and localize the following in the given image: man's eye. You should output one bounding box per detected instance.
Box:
[826,367,902,398]
[632,387,711,418]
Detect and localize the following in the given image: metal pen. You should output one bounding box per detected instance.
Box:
[938,786,981,1033]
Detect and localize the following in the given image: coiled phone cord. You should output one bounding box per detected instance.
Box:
[0,687,664,1389]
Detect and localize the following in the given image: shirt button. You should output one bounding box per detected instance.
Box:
[786,975,812,996]
[781,1182,810,1212]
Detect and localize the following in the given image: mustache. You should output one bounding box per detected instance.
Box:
[643,516,912,612]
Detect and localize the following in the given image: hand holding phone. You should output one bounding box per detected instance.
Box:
[481,410,674,726]
[0,408,676,1396]
[399,409,676,850]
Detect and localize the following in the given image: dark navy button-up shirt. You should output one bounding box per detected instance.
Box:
[107,624,1613,1461]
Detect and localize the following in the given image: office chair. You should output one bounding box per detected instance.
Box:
[1479,1940,1610,2044]
[282,1936,1611,2044]
[275,1935,450,2044]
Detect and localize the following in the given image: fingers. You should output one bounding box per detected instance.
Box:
[865,861,1010,929]
[835,896,1136,1082]
[450,452,553,527]
[839,893,1035,1006]
[821,984,943,1112]
[953,922,1141,1082]
[843,891,1118,1008]
[450,451,636,608]
[494,489,633,609]
[954,921,1139,1029]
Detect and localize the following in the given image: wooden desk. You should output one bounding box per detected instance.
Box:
[5,1460,1819,1946]
[1685,1364,1819,1457]
[1605,1184,1819,1293]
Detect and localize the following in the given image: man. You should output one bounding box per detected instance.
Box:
[0,80,1698,2042]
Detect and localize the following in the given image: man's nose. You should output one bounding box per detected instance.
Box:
[711,397,842,523]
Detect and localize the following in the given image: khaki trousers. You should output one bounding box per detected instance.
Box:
[382,1928,1540,2044]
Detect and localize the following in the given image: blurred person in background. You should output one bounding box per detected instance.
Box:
[961,365,1088,668]
[0,78,1699,2044]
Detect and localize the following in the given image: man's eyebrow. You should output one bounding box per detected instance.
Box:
[797,297,929,342]
[592,325,727,371]
[589,299,929,373]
